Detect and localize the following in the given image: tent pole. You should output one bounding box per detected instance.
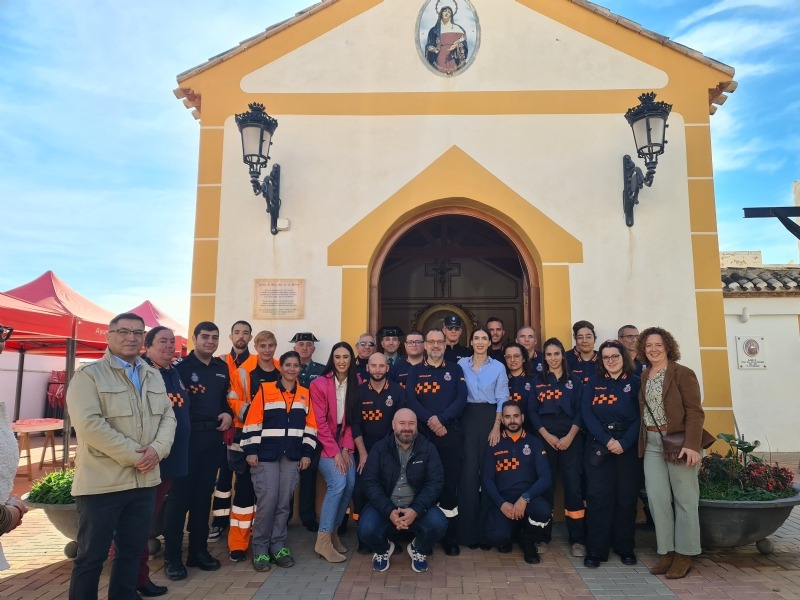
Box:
[13,349,26,421]
[62,338,76,469]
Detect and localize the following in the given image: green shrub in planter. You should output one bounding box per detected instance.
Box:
[27,469,75,504]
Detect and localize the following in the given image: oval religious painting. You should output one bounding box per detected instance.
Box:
[416,0,480,77]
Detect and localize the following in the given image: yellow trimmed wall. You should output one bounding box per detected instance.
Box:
[177,0,735,433]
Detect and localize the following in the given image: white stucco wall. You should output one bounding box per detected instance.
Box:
[209,0,702,371]
[242,0,668,93]
[724,297,800,452]
[0,351,65,421]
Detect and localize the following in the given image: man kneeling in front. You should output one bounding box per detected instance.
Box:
[483,401,552,564]
[358,408,447,573]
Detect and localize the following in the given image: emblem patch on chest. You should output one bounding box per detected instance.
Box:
[191,372,199,383]
[444,372,451,381]
[523,444,531,455]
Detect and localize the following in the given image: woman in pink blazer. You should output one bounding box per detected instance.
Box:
[310,341,359,562]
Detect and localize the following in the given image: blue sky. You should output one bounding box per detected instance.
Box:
[1,0,798,326]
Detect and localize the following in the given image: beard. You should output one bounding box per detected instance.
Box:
[505,422,521,433]
[395,430,416,445]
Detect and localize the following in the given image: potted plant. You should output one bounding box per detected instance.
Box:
[699,433,799,553]
[22,469,79,558]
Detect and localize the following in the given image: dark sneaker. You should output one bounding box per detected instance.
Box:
[372,541,395,572]
[229,550,246,562]
[207,525,226,543]
[407,539,428,573]
[186,550,220,571]
[164,560,187,581]
[252,554,272,572]
[272,547,295,568]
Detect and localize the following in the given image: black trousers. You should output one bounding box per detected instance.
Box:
[163,428,223,561]
[297,442,322,525]
[419,421,462,543]
[584,442,642,559]
[539,414,586,544]
[70,486,156,600]
[457,403,496,545]
[484,496,551,548]
[210,458,233,528]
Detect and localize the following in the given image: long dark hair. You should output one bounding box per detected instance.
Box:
[596,339,635,377]
[540,337,570,384]
[503,343,531,377]
[321,341,360,426]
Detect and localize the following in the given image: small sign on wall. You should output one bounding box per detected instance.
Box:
[736,336,766,370]
[253,279,305,320]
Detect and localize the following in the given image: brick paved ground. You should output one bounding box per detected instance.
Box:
[3,435,798,599]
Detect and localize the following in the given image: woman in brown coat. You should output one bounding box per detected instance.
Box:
[637,327,704,580]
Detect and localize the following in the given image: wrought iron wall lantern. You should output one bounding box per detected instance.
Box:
[622,92,672,227]
[235,103,283,235]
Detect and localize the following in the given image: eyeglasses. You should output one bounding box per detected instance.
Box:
[504,354,523,361]
[406,340,424,345]
[358,341,376,347]
[444,326,462,331]
[110,328,146,337]
[601,354,622,362]
[620,334,639,340]
[425,340,445,346]
[576,335,595,341]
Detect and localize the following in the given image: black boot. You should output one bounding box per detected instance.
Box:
[441,515,460,556]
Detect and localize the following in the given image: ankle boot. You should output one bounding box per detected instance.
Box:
[665,553,692,579]
[315,532,346,563]
[649,551,675,575]
[331,529,348,553]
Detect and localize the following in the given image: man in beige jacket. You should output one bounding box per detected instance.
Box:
[68,312,176,600]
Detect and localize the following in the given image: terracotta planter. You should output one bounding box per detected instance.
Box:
[22,493,79,558]
[699,484,800,553]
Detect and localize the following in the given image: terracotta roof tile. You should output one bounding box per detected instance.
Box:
[721,267,800,296]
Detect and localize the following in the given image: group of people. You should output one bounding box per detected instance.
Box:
[18,308,704,600]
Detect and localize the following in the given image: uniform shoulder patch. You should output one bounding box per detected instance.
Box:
[171,357,184,367]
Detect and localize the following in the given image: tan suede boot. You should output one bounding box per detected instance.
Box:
[331,530,348,553]
[315,532,346,563]
[649,551,675,575]
[665,553,692,579]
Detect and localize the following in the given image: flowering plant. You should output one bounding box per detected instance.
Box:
[699,434,795,501]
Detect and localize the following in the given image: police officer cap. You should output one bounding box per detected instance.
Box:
[290,332,319,343]
[443,315,463,328]
[378,326,404,337]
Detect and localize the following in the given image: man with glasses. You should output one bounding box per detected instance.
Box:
[390,330,425,388]
[405,329,467,556]
[442,315,470,362]
[618,325,643,375]
[355,333,377,380]
[68,313,176,600]
[164,322,233,580]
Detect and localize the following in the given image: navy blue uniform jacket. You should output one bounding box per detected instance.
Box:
[362,431,444,520]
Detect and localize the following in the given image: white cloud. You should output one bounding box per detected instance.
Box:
[675,19,794,62]
[677,0,795,30]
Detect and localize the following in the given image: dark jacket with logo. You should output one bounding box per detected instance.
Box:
[362,431,444,520]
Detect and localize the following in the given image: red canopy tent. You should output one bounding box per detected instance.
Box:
[127,300,188,356]
[5,270,115,346]
[3,271,117,464]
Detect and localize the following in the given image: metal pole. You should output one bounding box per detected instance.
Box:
[12,348,25,421]
[62,338,76,469]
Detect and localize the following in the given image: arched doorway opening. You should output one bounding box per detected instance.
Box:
[372,210,540,344]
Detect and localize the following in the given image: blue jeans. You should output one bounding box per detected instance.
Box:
[357,505,448,555]
[317,456,355,533]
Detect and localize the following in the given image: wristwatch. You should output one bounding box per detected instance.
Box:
[521,493,531,503]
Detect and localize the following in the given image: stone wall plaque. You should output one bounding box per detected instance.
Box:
[253,279,305,320]
[736,336,766,370]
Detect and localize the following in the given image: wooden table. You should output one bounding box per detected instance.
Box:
[12,418,64,480]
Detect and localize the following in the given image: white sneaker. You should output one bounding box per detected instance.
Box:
[407,539,429,573]
[207,525,226,543]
